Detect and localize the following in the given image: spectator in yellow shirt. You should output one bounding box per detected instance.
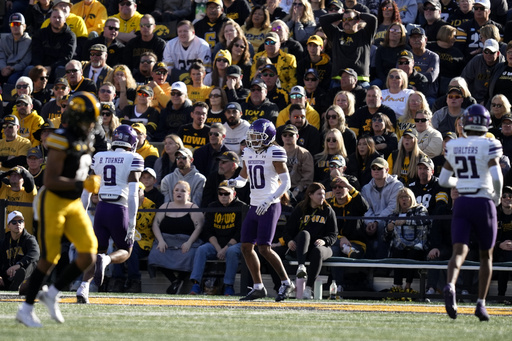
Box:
[113,0,143,43]
[147,62,171,112]
[71,0,108,37]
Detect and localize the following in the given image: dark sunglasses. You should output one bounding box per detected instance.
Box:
[40,76,49,81]
[10,219,24,224]
[155,71,167,75]
[209,94,222,98]
[372,118,383,122]
[106,26,119,31]
[171,91,183,96]
[282,133,295,138]
[492,103,503,108]
[262,73,275,77]
[140,59,154,64]
[218,191,231,196]
[398,61,410,65]
[54,85,67,90]
[209,132,221,137]
[265,40,277,45]
[304,77,318,82]
[326,115,337,119]
[217,58,229,63]
[326,138,337,143]
[137,92,150,97]
[233,43,246,49]
[10,22,22,27]
[16,84,29,89]
[176,156,188,160]
[371,166,383,171]
[65,69,79,74]
[414,118,428,123]
[90,52,103,57]
[102,111,112,116]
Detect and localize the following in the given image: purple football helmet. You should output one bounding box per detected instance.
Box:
[463,104,491,132]
[112,124,138,152]
[246,118,276,150]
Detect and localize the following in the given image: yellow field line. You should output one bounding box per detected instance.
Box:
[3,295,512,316]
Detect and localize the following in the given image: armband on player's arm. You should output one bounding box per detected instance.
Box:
[81,189,91,210]
[126,182,139,243]
[490,164,503,202]
[438,168,458,188]
[271,172,291,201]
[228,175,247,188]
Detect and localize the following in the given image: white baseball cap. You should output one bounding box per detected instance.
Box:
[8,211,23,224]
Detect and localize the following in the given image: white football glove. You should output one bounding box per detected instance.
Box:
[125,225,136,244]
[256,200,272,216]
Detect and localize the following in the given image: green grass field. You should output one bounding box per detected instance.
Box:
[1,293,512,341]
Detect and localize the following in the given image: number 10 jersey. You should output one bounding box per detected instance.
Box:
[242,145,288,206]
[445,136,503,199]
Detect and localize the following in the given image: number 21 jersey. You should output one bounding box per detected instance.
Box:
[445,136,502,199]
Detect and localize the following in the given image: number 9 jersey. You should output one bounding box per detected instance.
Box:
[445,135,503,199]
[242,145,288,206]
[91,149,144,205]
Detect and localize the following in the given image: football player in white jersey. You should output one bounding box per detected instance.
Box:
[439,104,503,321]
[229,118,295,301]
[76,124,144,303]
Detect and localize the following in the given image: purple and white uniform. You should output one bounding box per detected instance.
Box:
[445,136,503,249]
[241,145,287,245]
[91,149,144,249]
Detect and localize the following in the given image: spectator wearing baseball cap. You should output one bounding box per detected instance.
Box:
[0,210,40,292]
[431,86,466,136]
[0,115,31,173]
[301,68,329,116]
[0,12,31,85]
[223,102,250,155]
[140,167,165,208]
[328,68,368,110]
[297,35,332,91]
[319,8,377,86]
[276,85,320,130]
[408,154,449,215]
[257,63,289,111]
[131,122,160,168]
[200,149,250,207]
[421,0,448,43]
[250,30,298,92]
[26,147,45,189]
[277,103,322,156]
[241,78,280,124]
[387,127,427,185]
[192,122,230,177]
[280,123,314,202]
[154,81,194,140]
[488,41,512,103]
[121,85,159,140]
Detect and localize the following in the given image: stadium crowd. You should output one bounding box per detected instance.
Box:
[2,0,512,302]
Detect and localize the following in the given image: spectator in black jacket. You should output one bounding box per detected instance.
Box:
[194,0,228,49]
[240,79,279,124]
[193,123,229,177]
[0,211,40,292]
[84,17,125,67]
[31,9,76,81]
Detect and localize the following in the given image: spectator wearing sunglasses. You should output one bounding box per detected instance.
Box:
[121,85,159,140]
[259,20,304,64]
[10,95,44,146]
[3,77,41,122]
[414,110,443,158]
[82,44,113,89]
[28,65,52,107]
[0,211,40,292]
[84,17,125,67]
[193,123,230,178]
[395,49,429,95]
[250,32,297,92]
[112,0,143,43]
[64,59,97,94]
[0,13,31,85]
[99,102,120,148]
[432,86,466,135]
[40,78,70,125]
[258,64,289,111]
[276,85,320,130]
[147,62,171,112]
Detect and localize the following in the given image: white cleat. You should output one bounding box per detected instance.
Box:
[94,254,109,287]
[16,305,42,328]
[37,286,64,323]
[76,283,90,304]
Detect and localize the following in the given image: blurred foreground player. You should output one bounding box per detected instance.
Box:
[439,104,503,321]
[228,118,294,301]
[16,92,101,327]
[77,125,143,303]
